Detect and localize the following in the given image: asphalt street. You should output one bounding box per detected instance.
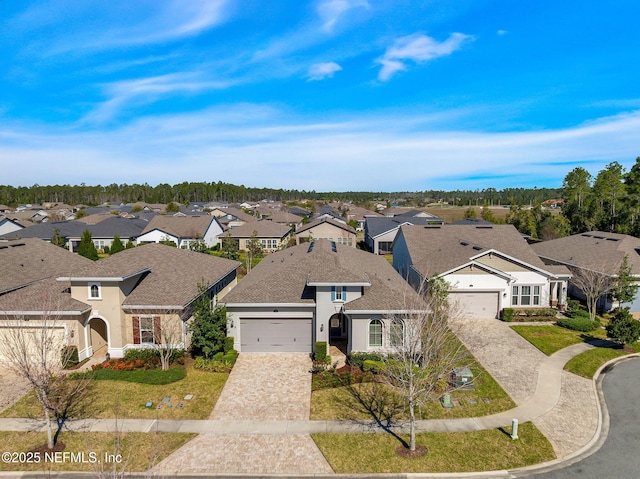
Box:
[521,356,640,479]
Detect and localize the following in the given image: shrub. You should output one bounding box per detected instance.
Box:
[606,307,640,345]
[557,317,599,332]
[314,341,330,364]
[193,356,234,373]
[311,366,375,390]
[223,336,235,354]
[347,352,384,369]
[501,308,515,322]
[212,352,224,361]
[362,359,386,374]
[61,345,79,368]
[124,348,158,362]
[222,350,238,364]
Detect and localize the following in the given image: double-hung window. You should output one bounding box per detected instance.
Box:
[140,316,155,344]
[369,319,383,347]
[512,285,541,306]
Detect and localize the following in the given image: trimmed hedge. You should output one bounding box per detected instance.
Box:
[314,341,330,364]
[557,317,600,332]
[347,352,384,369]
[502,308,557,322]
[362,359,386,374]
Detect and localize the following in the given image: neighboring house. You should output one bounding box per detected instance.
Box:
[0,217,24,237]
[136,215,223,249]
[0,238,94,364]
[295,217,357,247]
[288,206,311,217]
[263,211,304,229]
[222,220,291,252]
[531,231,640,314]
[365,212,444,255]
[59,243,240,359]
[209,207,256,229]
[222,239,424,354]
[393,224,570,319]
[0,220,88,249]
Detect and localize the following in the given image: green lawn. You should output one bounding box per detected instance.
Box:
[0,431,196,472]
[510,324,607,355]
[0,366,227,420]
[564,343,640,378]
[311,364,515,421]
[312,422,555,473]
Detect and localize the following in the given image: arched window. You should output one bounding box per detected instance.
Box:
[390,320,404,348]
[369,319,383,347]
[89,283,101,299]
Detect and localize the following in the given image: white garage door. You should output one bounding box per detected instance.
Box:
[240,319,312,352]
[0,326,66,364]
[450,292,499,319]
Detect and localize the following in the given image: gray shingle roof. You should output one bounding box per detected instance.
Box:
[69,243,241,308]
[140,215,217,238]
[531,231,640,276]
[366,216,441,238]
[222,239,419,311]
[398,224,552,278]
[0,238,93,295]
[296,217,356,235]
[223,220,290,239]
[0,220,88,241]
[0,277,90,314]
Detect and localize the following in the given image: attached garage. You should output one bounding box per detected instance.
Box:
[240,318,312,352]
[0,325,67,364]
[450,292,500,319]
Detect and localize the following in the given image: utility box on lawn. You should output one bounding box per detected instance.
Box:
[452,367,474,390]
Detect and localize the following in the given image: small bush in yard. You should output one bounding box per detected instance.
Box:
[223,336,235,353]
[314,341,330,363]
[312,366,375,390]
[363,359,386,373]
[502,308,515,322]
[193,356,234,372]
[348,352,383,369]
[557,317,599,332]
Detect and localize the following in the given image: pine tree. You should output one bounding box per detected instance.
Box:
[78,230,99,260]
[110,235,125,254]
[50,228,66,248]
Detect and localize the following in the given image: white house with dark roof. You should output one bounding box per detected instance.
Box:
[136,215,223,249]
[365,212,444,255]
[393,224,570,319]
[532,231,640,314]
[222,239,424,354]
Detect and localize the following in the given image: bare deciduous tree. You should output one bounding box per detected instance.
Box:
[0,282,92,449]
[568,265,614,321]
[382,277,470,453]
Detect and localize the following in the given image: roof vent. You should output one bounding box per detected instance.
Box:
[472,246,483,251]
[331,241,337,252]
[475,225,493,229]
[594,235,605,239]
[307,241,315,253]
[581,234,592,237]
[460,241,469,246]
[606,237,620,242]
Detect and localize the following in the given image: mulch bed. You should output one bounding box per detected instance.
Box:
[31,441,66,454]
[396,444,427,458]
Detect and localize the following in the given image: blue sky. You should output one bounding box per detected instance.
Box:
[1,0,639,192]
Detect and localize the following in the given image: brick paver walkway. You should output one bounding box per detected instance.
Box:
[0,368,29,414]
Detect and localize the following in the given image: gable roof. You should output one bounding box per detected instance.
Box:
[222,220,290,239]
[140,215,219,239]
[64,243,240,309]
[222,239,419,311]
[0,238,93,295]
[366,215,442,238]
[531,231,640,276]
[398,224,554,279]
[296,217,356,235]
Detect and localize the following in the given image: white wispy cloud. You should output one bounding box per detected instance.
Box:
[376,32,474,81]
[81,73,235,124]
[497,29,508,35]
[317,0,369,32]
[3,107,639,191]
[307,62,343,81]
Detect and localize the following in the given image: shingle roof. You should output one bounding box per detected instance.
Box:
[296,217,356,235]
[531,231,640,276]
[0,238,93,295]
[223,220,290,239]
[140,215,217,238]
[398,224,552,278]
[222,239,419,311]
[366,216,441,238]
[265,212,303,224]
[69,243,240,308]
[0,277,90,314]
[0,220,88,240]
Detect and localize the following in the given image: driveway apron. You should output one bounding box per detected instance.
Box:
[154,353,333,474]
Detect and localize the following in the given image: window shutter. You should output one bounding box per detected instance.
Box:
[153,316,162,344]
[331,286,335,301]
[132,316,140,344]
[342,286,347,301]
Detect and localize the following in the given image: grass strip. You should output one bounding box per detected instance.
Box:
[312,422,555,473]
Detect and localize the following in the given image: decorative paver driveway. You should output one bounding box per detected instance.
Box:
[210,353,312,420]
[155,353,333,475]
[455,318,599,459]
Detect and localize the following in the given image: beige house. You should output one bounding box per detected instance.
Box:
[222,220,291,252]
[0,239,240,362]
[295,217,357,247]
